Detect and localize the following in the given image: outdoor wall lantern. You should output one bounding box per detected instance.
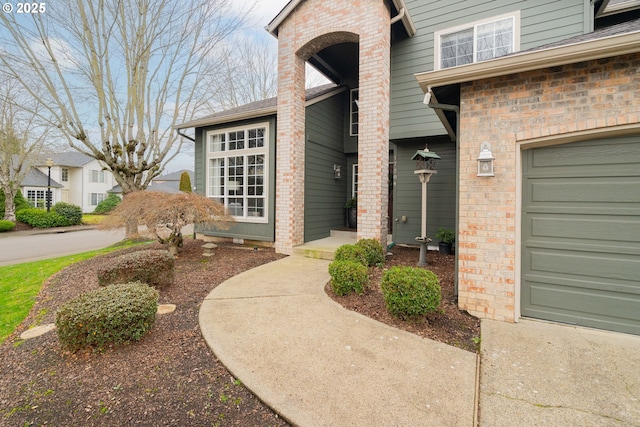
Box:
[477,142,495,177]
[411,146,440,267]
[333,164,341,179]
[45,157,54,212]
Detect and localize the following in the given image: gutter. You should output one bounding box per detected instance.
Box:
[415,30,640,91]
[176,130,195,142]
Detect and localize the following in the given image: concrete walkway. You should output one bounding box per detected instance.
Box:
[200,256,478,426]
[200,250,640,426]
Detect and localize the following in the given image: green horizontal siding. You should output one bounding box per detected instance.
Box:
[392,138,456,245]
[391,0,587,140]
[305,92,348,242]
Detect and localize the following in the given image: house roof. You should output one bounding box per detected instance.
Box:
[415,17,640,92]
[154,169,194,182]
[20,167,63,188]
[46,151,94,167]
[175,84,344,130]
[265,0,416,37]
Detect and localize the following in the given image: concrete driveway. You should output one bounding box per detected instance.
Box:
[480,319,640,426]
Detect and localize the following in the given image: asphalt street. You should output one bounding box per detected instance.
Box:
[0,228,125,266]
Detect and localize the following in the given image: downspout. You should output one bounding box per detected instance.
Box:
[423,88,460,297]
[390,8,405,25]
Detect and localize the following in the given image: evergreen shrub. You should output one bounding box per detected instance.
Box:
[52,202,83,225]
[55,282,158,352]
[0,220,15,232]
[355,238,385,266]
[96,249,175,289]
[16,208,66,228]
[333,244,367,265]
[328,259,368,296]
[381,266,441,318]
[93,194,121,214]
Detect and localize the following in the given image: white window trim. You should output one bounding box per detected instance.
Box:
[205,122,269,224]
[349,88,359,137]
[352,164,358,198]
[434,11,521,70]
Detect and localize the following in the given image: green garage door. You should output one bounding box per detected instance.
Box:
[521,135,640,335]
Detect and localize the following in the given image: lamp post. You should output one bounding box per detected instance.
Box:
[411,146,440,267]
[45,158,54,212]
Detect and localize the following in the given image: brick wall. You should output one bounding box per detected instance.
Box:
[274,0,391,254]
[458,53,640,321]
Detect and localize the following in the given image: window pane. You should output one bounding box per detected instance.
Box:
[248,128,265,148]
[209,158,225,197]
[247,155,264,196]
[350,89,359,136]
[228,198,244,216]
[477,18,513,61]
[441,29,473,68]
[229,131,245,150]
[227,156,244,196]
[209,133,226,152]
[247,198,264,218]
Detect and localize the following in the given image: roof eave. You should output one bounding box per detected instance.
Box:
[175,106,278,130]
[266,0,416,37]
[415,30,640,92]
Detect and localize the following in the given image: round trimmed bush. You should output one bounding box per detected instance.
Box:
[55,281,159,352]
[96,249,175,289]
[52,202,83,225]
[381,266,441,318]
[355,238,385,266]
[333,244,367,265]
[328,260,368,296]
[0,220,15,232]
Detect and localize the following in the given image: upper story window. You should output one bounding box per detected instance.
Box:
[89,169,105,183]
[435,12,520,70]
[206,123,269,223]
[61,168,69,182]
[350,89,359,136]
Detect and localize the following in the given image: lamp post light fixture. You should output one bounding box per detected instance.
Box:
[45,157,54,212]
[411,146,440,267]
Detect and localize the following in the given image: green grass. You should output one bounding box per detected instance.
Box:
[0,240,143,344]
[81,214,106,225]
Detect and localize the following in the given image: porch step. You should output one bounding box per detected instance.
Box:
[293,231,357,260]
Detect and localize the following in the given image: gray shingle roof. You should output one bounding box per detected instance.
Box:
[47,151,94,167]
[20,168,63,188]
[176,84,341,129]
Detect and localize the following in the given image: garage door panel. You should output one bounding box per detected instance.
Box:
[530,178,640,203]
[529,215,640,244]
[530,136,640,168]
[522,135,640,335]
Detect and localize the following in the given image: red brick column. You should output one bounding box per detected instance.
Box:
[274,0,391,254]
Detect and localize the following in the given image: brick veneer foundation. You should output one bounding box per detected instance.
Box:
[457,53,640,321]
[274,0,391,254]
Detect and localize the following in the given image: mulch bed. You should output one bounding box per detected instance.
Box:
[0,238,479,426]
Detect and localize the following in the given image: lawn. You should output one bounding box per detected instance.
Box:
[0,241,139,343]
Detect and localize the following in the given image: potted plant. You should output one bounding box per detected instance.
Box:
[345,198,357,229]
[435,227,455,255]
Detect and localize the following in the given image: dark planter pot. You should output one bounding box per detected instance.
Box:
[346,207,357,229]
[438,242,453,255]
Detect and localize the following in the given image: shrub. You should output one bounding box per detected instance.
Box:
[381,266,441,318]
[93,193,121,214]
[96,249,175,289]
[0,189,30,214]
[16,208,67,228]
[0,220,15,232]
[179,171,192,193]
[52,202,83,225]
[328,260,368,296]
[333,244,367,265]
[355,238,385,266]
[55,281,158,352]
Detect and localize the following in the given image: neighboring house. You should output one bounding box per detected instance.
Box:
[24,152,117,213]
[176,0,640,335]
[150,169,195,193]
